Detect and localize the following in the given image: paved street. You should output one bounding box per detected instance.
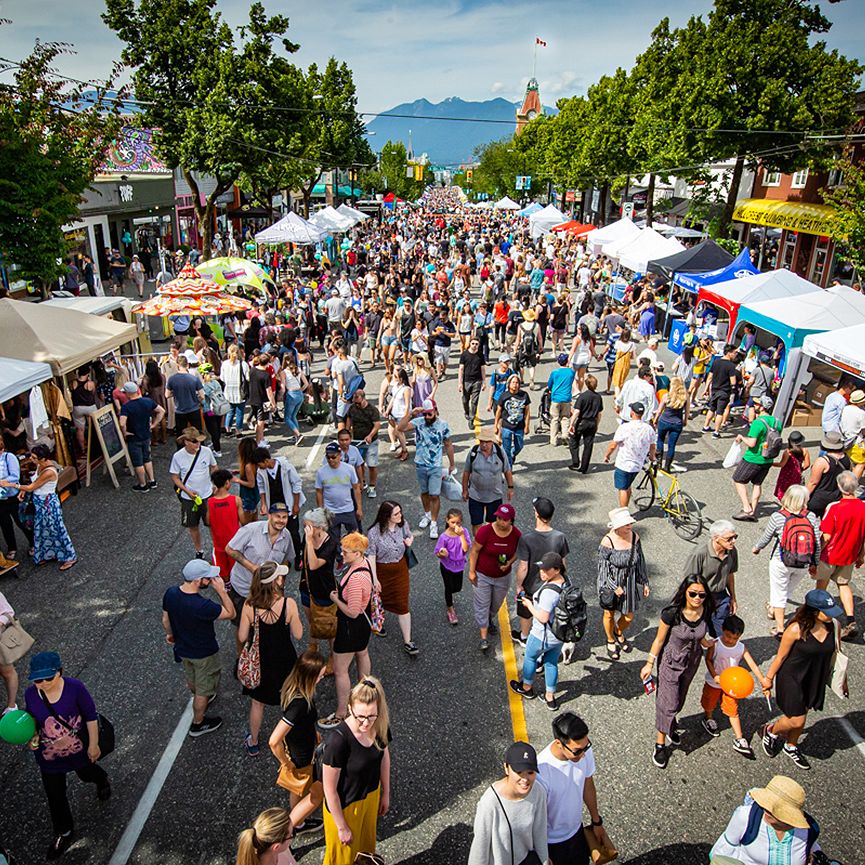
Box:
[2,342,864,865]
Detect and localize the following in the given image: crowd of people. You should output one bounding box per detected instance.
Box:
[0,199,858,865]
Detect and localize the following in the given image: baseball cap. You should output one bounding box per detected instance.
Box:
[494,503,516,521]
[804,588,844,618]
[499,353,511,363]
[759,395,774,410]
[532,496,555,520]
[629,402,646,416]
[536,551,565,573]
[504,741,538,773]
[122,381,139,394]
[182,559,220,581]
[325,442,341,454]
[421,399,437,413]
[268,502,291,513]
[28,651,62,681]
[556,353,569,364]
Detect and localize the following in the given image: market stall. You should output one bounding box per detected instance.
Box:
[647,239,733,280]
[0,358,52,404]
[310,206,355,233]
[552,220,594,234]
[517,203,542,217]
[528,204,567,239]
[673,248,758,294]
[584,217,640,256]
[336,203,370,223]
[493,196,521,211]
[614,228,685,273]
[255,212,326,245]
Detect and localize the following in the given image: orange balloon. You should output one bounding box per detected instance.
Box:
[719,666,754,700]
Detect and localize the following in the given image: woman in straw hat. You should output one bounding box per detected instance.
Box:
[710,775,823,865]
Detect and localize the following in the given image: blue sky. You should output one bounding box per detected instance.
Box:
[0,0,863,113]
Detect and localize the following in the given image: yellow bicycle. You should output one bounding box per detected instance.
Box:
[633,463,703,541]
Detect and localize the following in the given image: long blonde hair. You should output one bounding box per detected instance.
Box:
[348,675,390,750]
[666,376,688,409]
[236,808,293,865]
[246,561,283,611]
[280,650,326,710]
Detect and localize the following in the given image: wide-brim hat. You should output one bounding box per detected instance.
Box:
[821,430,844,451]
[477,427,500,443]
[749,775,809,829]
[179,426,206,443]
[522,309,538,321]
[607,507,636,529]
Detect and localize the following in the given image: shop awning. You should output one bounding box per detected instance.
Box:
[0,357,53,403]
[732,198,836,236]
[803,323,865,378]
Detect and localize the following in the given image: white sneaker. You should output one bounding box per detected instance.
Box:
[429,523,439,539]
[419,514,431,529]
[389,443,398,452]
[2,703,17,716]
[367,486,377,499]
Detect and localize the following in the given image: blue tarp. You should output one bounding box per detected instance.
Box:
[674,248,758,294]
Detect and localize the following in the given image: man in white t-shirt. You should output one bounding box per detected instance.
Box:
[603,403,656,508]
[169,426,218,557]
[537,712,610,865]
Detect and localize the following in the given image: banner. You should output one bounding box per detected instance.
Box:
[732,198,836,236]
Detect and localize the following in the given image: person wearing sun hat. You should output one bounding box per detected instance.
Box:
[840,387,865,476]
[711,775,823,864]
[760,588,844,771]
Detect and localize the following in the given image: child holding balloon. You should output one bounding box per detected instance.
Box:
[700,614,770,758]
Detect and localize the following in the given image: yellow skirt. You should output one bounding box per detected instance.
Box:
[322,786,380,865]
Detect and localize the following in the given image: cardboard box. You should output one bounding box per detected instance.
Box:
[789,402,821,428]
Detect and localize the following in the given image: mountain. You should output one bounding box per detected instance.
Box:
[365,96,557,167]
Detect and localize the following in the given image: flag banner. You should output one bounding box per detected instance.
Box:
[535,37,547,46]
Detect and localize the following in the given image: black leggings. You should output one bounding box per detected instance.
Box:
[203,413,222,453]
[41,764,109,835]
[439,564,464,607]
[494,322,507,345]
[0,496,32,553]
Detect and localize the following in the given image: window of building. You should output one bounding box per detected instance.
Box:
[791,169,809,189]
[827,166,845,188]
[763,170,781,187]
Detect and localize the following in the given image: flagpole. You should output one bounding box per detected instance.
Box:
[532,38,537,80]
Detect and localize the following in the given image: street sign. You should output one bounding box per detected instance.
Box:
[622,202,635,218]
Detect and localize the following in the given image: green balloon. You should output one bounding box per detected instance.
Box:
[0,708,36,745]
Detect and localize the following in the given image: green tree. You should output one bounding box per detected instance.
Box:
[0,39,121,294]
[473,138,540,200]
[823,159,865,276]
[103,0,299,258]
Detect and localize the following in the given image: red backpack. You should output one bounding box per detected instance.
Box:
[778,509,816,569]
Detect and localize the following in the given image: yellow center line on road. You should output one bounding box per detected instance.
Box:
[498,601,529,743]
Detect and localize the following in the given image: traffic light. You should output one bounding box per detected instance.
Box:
[466,169,473,183]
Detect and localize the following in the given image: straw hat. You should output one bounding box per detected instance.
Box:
[522,308,538,321]
[749,775,809,829]
[850,389,865,405]
[477,427,500,443]
[607,507,636,530]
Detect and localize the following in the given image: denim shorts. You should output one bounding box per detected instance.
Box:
[416,465,443,496]
[613,468,639,490]
[127,438,151,468]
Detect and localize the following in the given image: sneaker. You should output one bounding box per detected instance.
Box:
[667,719,684,746]
[760,723,782,758]
[545,695,559,711]
[479,638,490,652]
[701,718,720,738]
[213,450,223,458]
[840,621,858,641]
[652,744,670,769]
[132,484,150,493]
[733,738,755,758]
[419,514,431,529]
[711,431,721,439]
[487,620,497,635]
[510,629,527,646]
[188,715,222,737]
[447,609,459,626]
[509,679,536,700]
[567,464,581,471]
[2,703,18,716]
[403,641,419,656]
[244,733,260,756]
[147,480,158,489]
[429,523,439,539]
[294,816,324,835]
[367,486,377,499]
[295,434,305,446]
[389,442,398,452]
[194,550,205,560]
[784,744,811,770]
[96,781,112,801]
[47,831,75,860]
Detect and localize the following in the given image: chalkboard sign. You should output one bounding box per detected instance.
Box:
[86,405,133,489]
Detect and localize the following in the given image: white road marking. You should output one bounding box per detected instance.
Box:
[304,423,331,471]
[106,698,194,865]
[834,714,865,762]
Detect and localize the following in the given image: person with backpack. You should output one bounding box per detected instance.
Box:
[461,428,514,536]
[752,485,821,638]
[732,395,782,522]
[509,552,568,711]
[710,775,824,865]
[513,308,541,389]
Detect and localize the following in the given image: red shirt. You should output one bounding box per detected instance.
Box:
[820,497,865,566]
[474,523,522,578]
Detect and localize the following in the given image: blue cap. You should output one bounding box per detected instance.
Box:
[557,353,569,365]
[804,589,844,619]
[181,559,220,581]
[28,651,62,681]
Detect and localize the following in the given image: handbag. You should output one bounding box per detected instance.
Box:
[0,617,34,665]
[237,611,261,690]
[831,619,849,700]
[239,361,250,402]
[369,587,385,633]
[174,447,202,502]
[310,599,337,640]
[39,689,115,759]
[404,545,419,570]
[276,761,313,796]
[584,826,618,865]
[491,786,543,865]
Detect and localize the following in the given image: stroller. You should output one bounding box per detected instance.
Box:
[534,387,552,435]
[298,377,331,427]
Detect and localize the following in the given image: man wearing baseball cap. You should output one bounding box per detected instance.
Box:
[604,403,656,508]
[166,353,205,436]
[162,559,236,737]
[547,354,577,447]
[119,380,165,493]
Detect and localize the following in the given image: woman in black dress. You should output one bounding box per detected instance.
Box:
[238,561,303,756]
[760,588,843,771]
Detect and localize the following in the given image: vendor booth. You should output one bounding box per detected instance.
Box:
[614,228,685,273]
[517,203,542,217]
[310,206,355,233]
[493,196,521,211]
[647,239,733,280]
[336,203,370,223]
[529,204,567,239]
[803,323,865,379]
[674,248,758,294]
[584,217,640,256]
[0,358,52,404]
[255,212,326,245]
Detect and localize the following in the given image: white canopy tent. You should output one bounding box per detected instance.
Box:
[0,357,53,403]
[42,296,136,319]
[529,204,567,239]
[584,217,640,255]
[803,323,865,379]
[255,212,326,245]
[615,229,686,273]
[336,204,369,224]
[310,206,355,233]
[493,196,521,211]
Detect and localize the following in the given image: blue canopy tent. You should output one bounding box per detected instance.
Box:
[517,203,542,217]
[673,248,758,294]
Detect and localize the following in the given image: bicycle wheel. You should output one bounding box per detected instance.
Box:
[667,488,703,541]
[633,469,656,512]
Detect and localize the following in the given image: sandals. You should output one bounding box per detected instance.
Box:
[606,642,620,660]
[614,631,632,653]
[59,560,77,571]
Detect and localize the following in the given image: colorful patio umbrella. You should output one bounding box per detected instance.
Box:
[131,263,253,317]
[196,257,275,294]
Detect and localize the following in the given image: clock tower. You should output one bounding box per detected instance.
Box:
[515,78,542,134]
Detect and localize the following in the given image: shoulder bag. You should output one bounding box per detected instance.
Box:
[490,785,543,865]
[0,616,34,665]
[307,552,337,640]
[39,688,115,759]
[237,610,262,690]
[831,619,849,700]
[174,447,202,502]
[239,361,250,402]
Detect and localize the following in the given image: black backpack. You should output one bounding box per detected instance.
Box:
[469,442,506,470]
[520,325,539,359]
[543,581,588,643]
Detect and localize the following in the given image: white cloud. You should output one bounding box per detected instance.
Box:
[490,82,505,94]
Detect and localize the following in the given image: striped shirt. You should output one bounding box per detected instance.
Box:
[754,510,821,563]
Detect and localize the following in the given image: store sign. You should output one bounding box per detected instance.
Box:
[565,190,575,203]
[622,202,635,218]
[118,184,134,203]
[732,198,836,237]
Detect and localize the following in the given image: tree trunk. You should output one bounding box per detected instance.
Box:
[599,183,609,226]
[645,173,656,226]
[719,154,745,239]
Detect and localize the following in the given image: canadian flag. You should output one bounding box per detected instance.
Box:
[536,37,547,47]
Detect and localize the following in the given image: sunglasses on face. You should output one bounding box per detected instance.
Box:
[687,590,707,599]
[423,412,435,419]
[32,675,57,684]
[721,534,738,541]
[561,739,592,757]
